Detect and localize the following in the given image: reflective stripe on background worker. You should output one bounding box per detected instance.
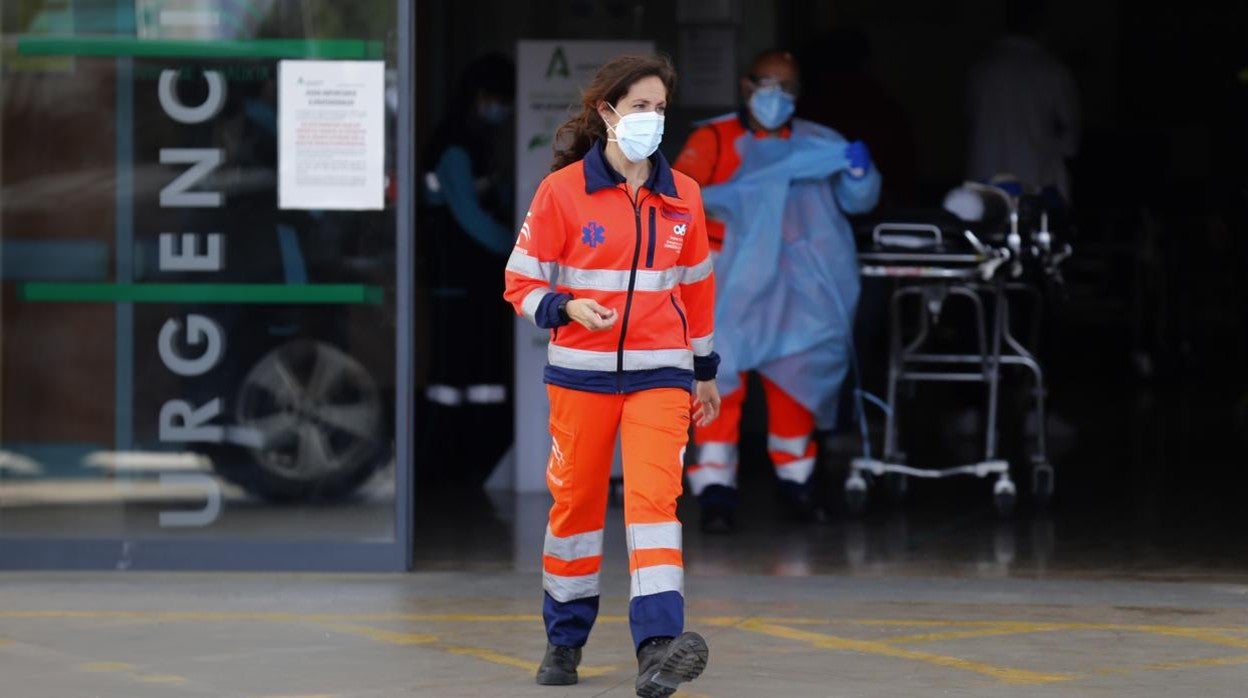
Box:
[503,53,717,696]
[418,53,517,489]
[674,50,882,534]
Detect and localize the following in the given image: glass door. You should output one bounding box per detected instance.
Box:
[0,0,413,570]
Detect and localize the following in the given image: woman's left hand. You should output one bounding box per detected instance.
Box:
[692,380,721,427]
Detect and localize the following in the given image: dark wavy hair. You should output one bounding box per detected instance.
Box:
[550,53,677,171]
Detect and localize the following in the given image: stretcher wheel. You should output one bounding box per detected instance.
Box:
[844,485,867,517]
[994,491,1017,519]
[885,473,909,503]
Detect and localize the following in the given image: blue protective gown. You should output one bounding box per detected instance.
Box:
[700,119,881,428]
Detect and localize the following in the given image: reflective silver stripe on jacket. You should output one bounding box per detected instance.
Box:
[548,344,693,372]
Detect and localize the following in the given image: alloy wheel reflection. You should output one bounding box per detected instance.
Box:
[236,340,382,483]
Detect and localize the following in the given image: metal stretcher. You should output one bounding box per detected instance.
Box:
[846,191,1070,517]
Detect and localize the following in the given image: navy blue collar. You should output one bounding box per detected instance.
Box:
[583,139,679,198]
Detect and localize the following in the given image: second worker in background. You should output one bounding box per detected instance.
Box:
[674,49,882,533]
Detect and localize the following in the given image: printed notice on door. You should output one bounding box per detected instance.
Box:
[278,60,385,210]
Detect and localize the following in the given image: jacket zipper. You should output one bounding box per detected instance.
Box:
[615,186,651,392]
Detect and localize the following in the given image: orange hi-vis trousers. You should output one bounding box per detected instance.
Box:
[542,385,689,651]
[687,373,817,496]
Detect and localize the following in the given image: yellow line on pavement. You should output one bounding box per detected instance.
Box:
[1140,654,1248,672]
[851,619,1248,634]
[330,613,549,623]
[441,644,617,678]
[0,610,554,624]
[700,616,749,626]
[315,622,437,645]
[850,619,1248,649]
[313,621,617,678]
[14,610,1248,650]
[26,610,1248,688]
[7,611,1248,634]
[442,644,541,671]
[136,674,188,684]
[754,617,837,625]
[853,619,984,628]
[78,662,189,686]
[1091,653,1248,677]
[80,662,135,672]
[737,619,1077,685]
[4,611,314,621]
[1122,625,1248,650]
[882,624,1069,645]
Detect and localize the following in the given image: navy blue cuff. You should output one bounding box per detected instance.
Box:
[694,352,720,381]
[534,292,573,329]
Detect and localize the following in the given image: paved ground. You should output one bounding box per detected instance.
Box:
[5,376,1248,696]
[4,571,1248,697]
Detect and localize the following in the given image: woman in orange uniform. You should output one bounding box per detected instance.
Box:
[503,53,719,697]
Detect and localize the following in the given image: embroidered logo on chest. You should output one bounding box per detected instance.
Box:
[581,221,605,248]
[665,223,687,252]
[661,206,691,253]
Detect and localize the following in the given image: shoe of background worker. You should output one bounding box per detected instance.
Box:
[535,643,581,685]
[778,481,829,524]
[697,484,738,534]
[700,505,736,534]
[634,632,709,697]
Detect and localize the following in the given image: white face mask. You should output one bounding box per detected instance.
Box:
[605,102,664,163]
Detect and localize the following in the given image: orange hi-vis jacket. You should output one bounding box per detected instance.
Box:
[673,109,793,252]
[504,141,720,393]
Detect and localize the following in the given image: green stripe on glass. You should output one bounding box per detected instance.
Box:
[16,36,384,59]
[19,283,384,305]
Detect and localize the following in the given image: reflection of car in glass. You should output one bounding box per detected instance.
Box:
[152,80,399,503]
[185,209,395,502]
[3,7,401,506]
[216,337,388,501]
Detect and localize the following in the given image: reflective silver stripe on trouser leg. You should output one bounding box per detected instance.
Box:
[542,526,604,602]
[626,521,683,598]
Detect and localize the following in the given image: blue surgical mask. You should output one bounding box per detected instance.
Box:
[480,102,512,125]
[748,86,796,131]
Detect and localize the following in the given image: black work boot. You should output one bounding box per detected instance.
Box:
[535,643,581,686]
[634,632,709,697]
[698,485,738,534]
[778,480,829,524]
[700,504,736,534]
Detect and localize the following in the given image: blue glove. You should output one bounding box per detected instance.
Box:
[845,140,872,179]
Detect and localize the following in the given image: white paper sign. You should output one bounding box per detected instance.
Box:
[510,40,652,493]
[278,60,385,210]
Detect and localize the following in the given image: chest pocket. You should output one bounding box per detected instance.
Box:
[645,201,692,268]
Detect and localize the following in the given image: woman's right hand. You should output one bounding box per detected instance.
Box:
[566,298,618,331]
